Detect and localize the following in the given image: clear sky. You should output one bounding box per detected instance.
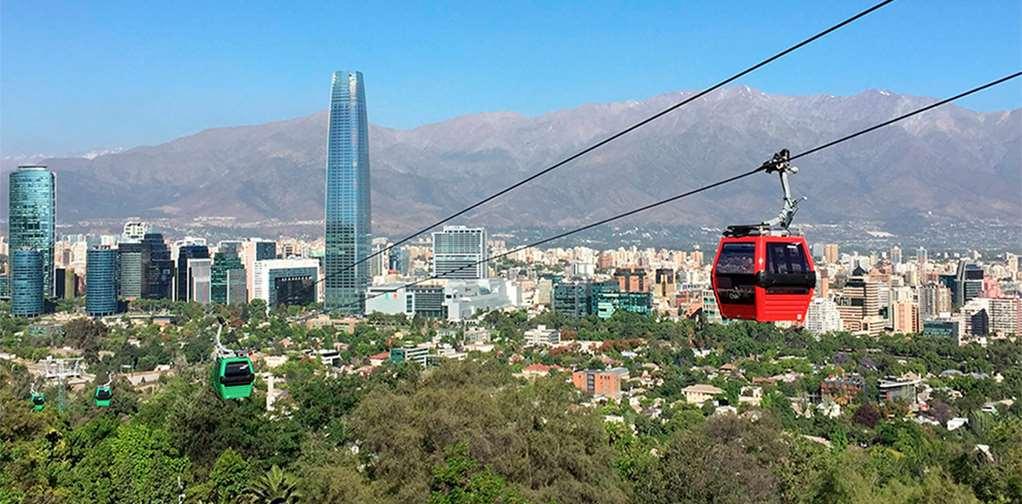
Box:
[2,0,1020,155]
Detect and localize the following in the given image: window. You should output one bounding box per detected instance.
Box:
[767,243,809,274]
[715,243,756,305]
[716,243,755,274]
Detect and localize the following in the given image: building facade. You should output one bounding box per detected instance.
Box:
[10,249,44,316]
[141,233,174,299]
[118,242,144,300]
[86,248,119,316]
[8,165,55,298]
[175,245,209,301]
[432,226,488,279]
[252,258,320,307]
[210,252,245,304]
[324,70,372,313]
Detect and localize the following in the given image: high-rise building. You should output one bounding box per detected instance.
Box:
[118,242,144,300]
[325,70,372,314]
[217,240,243,259]
[987,298,1020,337]
[121,221,149,243]
[370,237,389,277]
[954,261,984,307]
[9,165,55,298]
[823,244,839,265]
[226,270,247,306]
[253,258,320,307]
[243,239,277,301]
[10,249,44,316]
[86,248,119,316]
[176,245,209,301]
[141,233,174,299]
[891,301,921,334]
[614,267,648,292]
[211,252,246,304]
[187,258,212,304]
[805,297,842,334]
[889,246,902,266]
[919,282,953,318]
[432,226,488,280]
[836,271,881,335]
[653,268,676,298]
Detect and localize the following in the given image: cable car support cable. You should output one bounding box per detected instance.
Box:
[313,0,896,288]
[335,70,1021,311]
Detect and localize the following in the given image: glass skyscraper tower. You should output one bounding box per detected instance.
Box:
[324,70,371,314]
[8,165,55,298]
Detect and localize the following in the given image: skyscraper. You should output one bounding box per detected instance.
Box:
[118,242,144,300]
[141,233,174,299]
[86,248,119,316]
[211,252,245,304]
[10,249,44,316]
[432,226,488,280]
[9,165,55,298]
[176,245,209,302]
[325,70,371,314]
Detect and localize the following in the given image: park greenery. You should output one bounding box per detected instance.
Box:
[1,301,1020,503]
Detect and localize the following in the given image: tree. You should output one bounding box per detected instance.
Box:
[429,443,525,504]
[205,448,252,504]
[852,403,880,428]
[244,465,301,504]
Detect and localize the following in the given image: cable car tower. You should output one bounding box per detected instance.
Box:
[712,149,817,323]
[40,357,83,412]
[211,319,255,400]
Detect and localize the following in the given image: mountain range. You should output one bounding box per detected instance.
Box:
[2,86,1019,235]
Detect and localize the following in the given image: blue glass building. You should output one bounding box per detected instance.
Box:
[10,249,44,316]
[141,233,174,299]
[86,248,119,316]
[325,70,371,314]
[8,165,55,298]
[176,245,209,301]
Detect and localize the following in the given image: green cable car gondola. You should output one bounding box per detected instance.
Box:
[30,389,46,412]
[94,375,113,408]
[211,319,255,400]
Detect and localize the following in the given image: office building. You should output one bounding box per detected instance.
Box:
[595,291,653,319]
[614,267,648,292]
[252,258,320,307]
[552,280,594,317]
[805,297,842,334]
[121,221,149,242]
[86,248,119,316]
[572,368,627,399]
[836,269,882,335]
[370,237,389,277]
[891,301,921,334]
[176,245,209,301]
[187,258,212,304]
[324,70,372,314]
[919,282,953,318]
[118,242,144,300]
[823,244,839,265]
[243,239,277,299]
[524,325,561,347]
[954,261,984,307]
[986,298,1019,337]
[653,268,676,298]
[10,249,44,316]
[217,240,243,259]
[889,245,902,266]
[432,226,488,279]
[141,233,174,299]
[8,165,55,298]
[210,252,245,304]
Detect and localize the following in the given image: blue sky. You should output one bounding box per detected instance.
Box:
[2,0,1020,155]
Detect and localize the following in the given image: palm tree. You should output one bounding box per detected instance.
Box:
[244,465,302,504]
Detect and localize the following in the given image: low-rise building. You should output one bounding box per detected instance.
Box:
[572,368,627,399]
[524,325,561,347]
[682,384,723,405]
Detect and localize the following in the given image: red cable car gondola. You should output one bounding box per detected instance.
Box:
[711,150,816,323]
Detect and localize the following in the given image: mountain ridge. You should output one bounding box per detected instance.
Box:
[1,86,1019,234]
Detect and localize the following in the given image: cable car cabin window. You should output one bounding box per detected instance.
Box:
[716,243,756,304]
[764,243,813,294]
[32,396,45,405]
[221,361,255,386]
[96,389,112,400]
